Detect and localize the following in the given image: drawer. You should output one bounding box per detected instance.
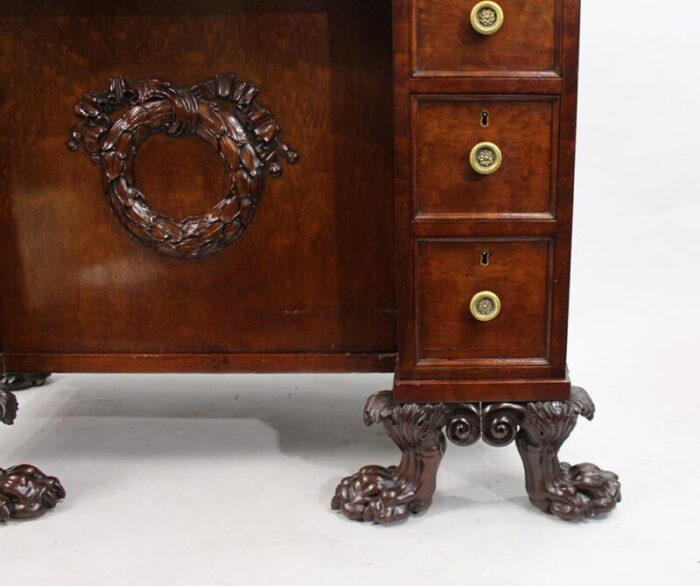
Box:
[415,239,552,364]
[413,0,561,76]
[414,96,557,218]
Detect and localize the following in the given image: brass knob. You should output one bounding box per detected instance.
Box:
[470,291,501,322]
[470,1,505,35]
[469,142,502,175]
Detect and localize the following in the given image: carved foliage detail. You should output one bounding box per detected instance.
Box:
[515,388,621,520]
[69,74,297,259]
[332,396,486,523]
[332,391,448,524]
[333,388,621,525]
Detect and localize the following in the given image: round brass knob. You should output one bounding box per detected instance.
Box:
[470,1,505,35]
[469,142,502,175]
[470,291,501,322]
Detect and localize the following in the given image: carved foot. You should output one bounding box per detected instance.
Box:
[538,462,621,521]
[0,387,65,522]
[0,373,51,391]
[332,392,448,524]
[0,465,66,521]
[513,387,621,521]
[337,387,620,525]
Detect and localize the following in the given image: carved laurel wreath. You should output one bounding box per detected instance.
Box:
[68,74,297,259]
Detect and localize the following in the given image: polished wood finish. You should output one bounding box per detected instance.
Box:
[413,0,561,77]
[416,239,552,363]
[393,0,581,402]
[393,378,570,403]
[3,353,396,374]
[0,1,580,400]
[414,96,558,218]
[0,0,396,367]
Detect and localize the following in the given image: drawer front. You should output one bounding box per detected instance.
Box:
[413,0,561,76]
[414,97,557,218]
[416,239,552,364]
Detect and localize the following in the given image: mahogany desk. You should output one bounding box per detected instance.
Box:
[0,0,620,524]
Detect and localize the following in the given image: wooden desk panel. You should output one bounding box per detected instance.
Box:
[0,0,397,367]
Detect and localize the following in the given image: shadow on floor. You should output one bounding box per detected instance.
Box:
[3,373,531,516]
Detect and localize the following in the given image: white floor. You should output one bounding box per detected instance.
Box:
[1,311,698,586]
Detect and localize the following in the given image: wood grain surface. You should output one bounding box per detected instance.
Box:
[0,1,396,365]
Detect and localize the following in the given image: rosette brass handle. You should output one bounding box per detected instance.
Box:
[470,1,505,35]
[469,291,501,322]
[469,141,502,175]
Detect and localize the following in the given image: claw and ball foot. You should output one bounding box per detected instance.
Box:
[0,465,66,521]
[332,391,480,524]
[513,388,621,520]
[334,387,620,525]
[0,373,51,391]
[0,387,65,522]
[331,392,448,524]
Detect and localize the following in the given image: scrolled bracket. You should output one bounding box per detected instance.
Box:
[445,404,481,446]
[68,74,298,259]
[482,402,525,447]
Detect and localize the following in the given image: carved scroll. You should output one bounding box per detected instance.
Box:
[333,388,621,524]
[68,74,297,259]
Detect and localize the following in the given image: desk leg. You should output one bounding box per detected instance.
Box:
[0,388,65,522]
[331,391,481,524]
[331,391,448,524]
[333,387,620,525]
[484,387,622,520]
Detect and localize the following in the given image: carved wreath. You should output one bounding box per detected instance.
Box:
[68,74,297,259]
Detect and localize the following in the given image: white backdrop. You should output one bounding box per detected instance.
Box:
[566,3,700,579]
[572,0,700,355]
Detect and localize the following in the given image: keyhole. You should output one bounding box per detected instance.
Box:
[480,250,490,266]
[480,110,490,128]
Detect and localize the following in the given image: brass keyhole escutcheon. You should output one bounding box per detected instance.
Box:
[470,1,505,36]
[480,250,490,266]
[470,291,501,322]
[470,142,502,175]
[480,110,490,128]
